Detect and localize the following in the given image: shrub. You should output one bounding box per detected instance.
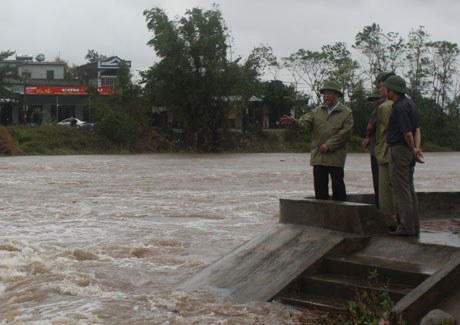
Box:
[98,111,139,146]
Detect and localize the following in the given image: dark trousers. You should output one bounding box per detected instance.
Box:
[389,145,419,235]
[370,155,379,207]
[313,165,346,201]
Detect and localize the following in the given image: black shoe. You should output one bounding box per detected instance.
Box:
[388,229,417,237]
[388,226,397,232]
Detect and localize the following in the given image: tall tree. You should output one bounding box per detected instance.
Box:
[282,49,328,105]
[353,23,389,79]
[321,42,362,101]
[85,50,107,63]
[405,26,431,100]
[250,44,280,79]
[116,61,132,92]
[261,80,295,128]
[0,50,17,99]
[229,45,272,133]
[143,6,234,150]
[353,23,405,83]
[426,41,459,111]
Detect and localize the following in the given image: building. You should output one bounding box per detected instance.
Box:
[76,56,131,88]
[0,54,130,125]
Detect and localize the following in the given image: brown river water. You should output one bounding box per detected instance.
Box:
[0,152,459,324]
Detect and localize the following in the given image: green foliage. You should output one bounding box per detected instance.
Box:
[426,40,459,110]
[353,23,405,87]
[282,49,329,105]
[116,61,132,91]
[303,270,405,325]
[85,49,107,63]
[86,80,147,149]
[0,50,19,100]
[143,5,234,151]
[261,80,296,127]
[282,127,312,152]
[406,26,431,100]
[322,42,361,98]
[98,110,139,146]
[349,84,372,138]
[7,125,118,155]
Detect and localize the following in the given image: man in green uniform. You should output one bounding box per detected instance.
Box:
[374,73,397,229]
[280,80,354,201]
[363,92,381,206]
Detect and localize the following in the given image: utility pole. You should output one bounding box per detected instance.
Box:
[23,74,28,124]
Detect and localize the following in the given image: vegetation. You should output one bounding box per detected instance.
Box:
[6,125,119,155]
[1,7,460,153]
[294,270,405,325]
[0,50,20,102]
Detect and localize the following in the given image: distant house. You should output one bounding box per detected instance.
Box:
[76,56,131,88]
[0,54,130,125]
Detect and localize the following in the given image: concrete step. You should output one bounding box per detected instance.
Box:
[322,255,436,286]
[277,292,348,313]
[299,273,414,302]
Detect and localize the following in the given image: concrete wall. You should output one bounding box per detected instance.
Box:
[347,192,460,219]
[19,64,65,80]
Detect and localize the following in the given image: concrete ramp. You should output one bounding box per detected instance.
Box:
[180,224,363,303]
[180,193,460,323]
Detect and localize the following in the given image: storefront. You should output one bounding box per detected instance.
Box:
[22,86,112,124]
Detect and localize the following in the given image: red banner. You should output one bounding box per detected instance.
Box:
[26,86,113,95]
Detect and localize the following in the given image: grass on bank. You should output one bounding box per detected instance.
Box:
[6,125,121,155]
[2,125,454,156]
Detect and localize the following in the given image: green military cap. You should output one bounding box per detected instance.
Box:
[383,75,408,94]
[319,80,343,97]
[374,71,395,86]
[367,92,381,101]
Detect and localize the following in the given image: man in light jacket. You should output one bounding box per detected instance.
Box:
[281,80,354,201]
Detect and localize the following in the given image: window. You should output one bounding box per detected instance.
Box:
[46,70,54,80]
[101,76,117,88]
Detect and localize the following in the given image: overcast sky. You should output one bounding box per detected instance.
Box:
[2,0,460,85]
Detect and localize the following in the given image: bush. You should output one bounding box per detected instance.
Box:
[282,127,312,152]
[7,125,118,155]
[98,111,139,146]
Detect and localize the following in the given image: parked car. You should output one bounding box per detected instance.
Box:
[56,118,87,128]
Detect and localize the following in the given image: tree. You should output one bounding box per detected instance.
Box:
[0,50,17,99]
[116,61,132,92]
[250,44,280,79]
[353,23,405,83]
[228,45,276,132]
[282,49,328,105]
[386,31,405,72]
[353,23,389,79]
[143,5,235,151]
[426,41,459,112]
[261,80,295,127]
[405,26,431,100]
[321,42,362,101]
[348,82,369,137]
[85,50,107,63]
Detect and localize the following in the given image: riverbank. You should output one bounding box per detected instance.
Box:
[1,125,453,156]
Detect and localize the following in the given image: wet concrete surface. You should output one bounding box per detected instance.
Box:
[0,152,459,323]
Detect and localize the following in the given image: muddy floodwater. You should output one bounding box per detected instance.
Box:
[1,153,459,324]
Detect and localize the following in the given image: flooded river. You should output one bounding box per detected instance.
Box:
[0,153,458,324]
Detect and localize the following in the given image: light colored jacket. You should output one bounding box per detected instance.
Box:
[296,103,353,167]
[375,99,393,165]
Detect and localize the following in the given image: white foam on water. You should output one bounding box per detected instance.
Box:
[0,153,457,322]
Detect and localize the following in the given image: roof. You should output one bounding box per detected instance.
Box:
[0,60,65,66]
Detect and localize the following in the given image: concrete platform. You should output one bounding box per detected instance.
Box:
[180,192,460,323]
[279,197,387,234]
